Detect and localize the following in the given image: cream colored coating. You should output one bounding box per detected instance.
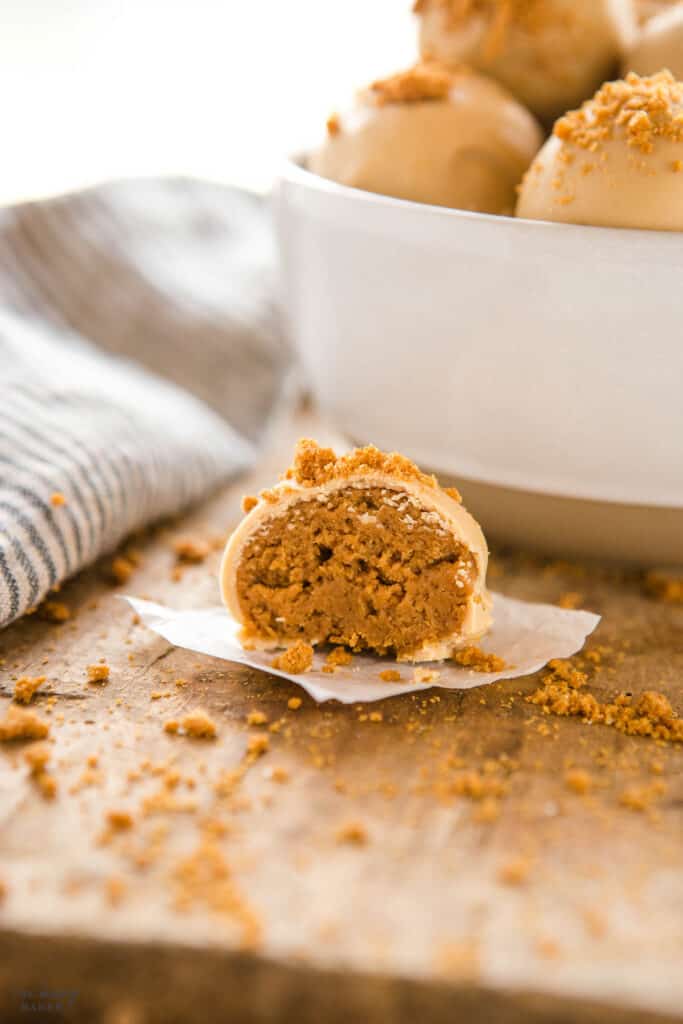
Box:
[636,0,681,25]
[516,71,683,230]
[416,0,636,124]
[220,473,493,663]
[308,67,542,215]
[625,5,683,79]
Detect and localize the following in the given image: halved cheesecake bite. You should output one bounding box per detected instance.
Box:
[220,440,492,664]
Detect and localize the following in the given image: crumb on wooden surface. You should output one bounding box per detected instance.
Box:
[246,710,268,727]
[528,661,683,743]
[106,809,134,831]
[24,744,50,775]
[173,536,211,564]
[287,697,302,711]
[558,592,584,610]
[87,664,110,684]
[619,782,667,813]
[336,821,368,846]
[565,769,593,794]
[247,733,270,757]
[105,876,126,907]
[108,556,135,586]
[13,675,46,705]
[181,709,217,739]
[498,857,532,886]
[171,833,262,949]
[40,601,71,623]
[644,568,683,604]
[0,706,50,742]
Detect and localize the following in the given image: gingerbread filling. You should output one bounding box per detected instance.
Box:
[235,486,476,658]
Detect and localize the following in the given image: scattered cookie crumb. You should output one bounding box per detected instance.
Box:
[36,773,57,799]
[105,876,126,907]
[241,495,259,514]
[50,492,67,507]
[87,664,110,684]
[108,556,135,586]
[173,536,211,564]
[473,796,500,824]
[433,940,480,981]
[452,647,506,673]
[13,676,46,705]
[536,938,562,960]
[498,857,532,886]
[583,907,608,939]
[558,592,584,610]
[413,667,440,684]
[24,744,57,799]
[287,697,302,711]
[268,767,290,784]
[171,833,262,949]
[24,744,50,775]
[246,710,268,727]
[0,706,50,742]
[368,711,383,723]
[106,809,134,831]
[326,112,341,137]
[247,733,270,757]
[271,641,314,674]
[565,769,593,794]
[181,709,217,739]
[40,600,71,623]
[336,821,368,846]
[380,670,402,683]
[325,647,353,668]
[644,568,683,604]
[528,664,683,743]
[164,719,180,735]
[619,781,667,813]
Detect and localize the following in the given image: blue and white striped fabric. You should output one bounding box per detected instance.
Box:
[0,179,288,629]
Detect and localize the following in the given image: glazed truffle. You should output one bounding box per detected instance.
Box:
[308,63,542,215]
[626,5,683,79]
[414,0,636,125]
[221,440,492,663]
[516,71,683,230]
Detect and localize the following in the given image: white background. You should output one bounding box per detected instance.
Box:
[0,0,415,203]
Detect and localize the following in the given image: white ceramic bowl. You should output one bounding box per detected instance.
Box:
[275,159,683,565]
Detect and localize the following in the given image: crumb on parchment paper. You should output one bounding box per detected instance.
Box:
[271,641,314,675]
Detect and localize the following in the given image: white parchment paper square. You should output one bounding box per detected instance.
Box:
[124,594,600,704]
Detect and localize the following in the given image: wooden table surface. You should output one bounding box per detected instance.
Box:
[0,415,682,1024]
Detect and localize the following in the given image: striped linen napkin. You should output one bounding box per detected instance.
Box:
[0,178,291,629]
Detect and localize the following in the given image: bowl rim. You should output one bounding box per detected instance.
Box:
[280,155,683,250]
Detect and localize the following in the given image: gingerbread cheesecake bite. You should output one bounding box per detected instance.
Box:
[516,71,683,230]
[414,0,635,125]
[626,5,683,80]
[308,62,542,215]
[220,441,492,663]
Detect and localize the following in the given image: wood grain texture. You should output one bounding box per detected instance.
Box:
[0,416,682,1024]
